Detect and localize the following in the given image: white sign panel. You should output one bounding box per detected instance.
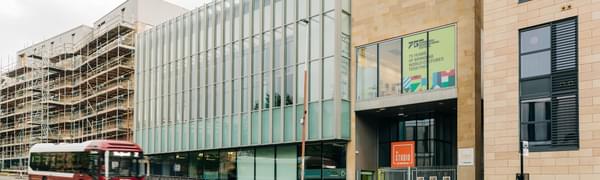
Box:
[458,148,474,166]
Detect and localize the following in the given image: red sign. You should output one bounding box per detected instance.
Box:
[391,141,415,168]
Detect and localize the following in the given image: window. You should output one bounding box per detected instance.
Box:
[518,0,529,3]
[519,17,578,151]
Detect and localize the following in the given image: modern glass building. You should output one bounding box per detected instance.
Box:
[134,0,351,179]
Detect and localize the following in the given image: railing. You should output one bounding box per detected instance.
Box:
[377,166,457,180]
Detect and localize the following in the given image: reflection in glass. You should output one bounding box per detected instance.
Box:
[378,40,402,96]
[356,46,377,100]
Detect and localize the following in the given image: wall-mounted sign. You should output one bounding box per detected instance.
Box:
[391,141,415,168]
[458,148,474,166]
[402,32,428,93]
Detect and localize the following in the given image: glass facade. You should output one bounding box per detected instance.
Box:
[356,25,456,100]
[148,143,346,180]
[135,0,351,174]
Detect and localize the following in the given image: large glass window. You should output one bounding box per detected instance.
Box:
[378,40,402,96]
[356,46,377,100]
[276,145,297,180]
[519,18,579,151]
[236,149,254,180]
[255,147,275,180]
[355,25,457,100]
[219,151,237,179]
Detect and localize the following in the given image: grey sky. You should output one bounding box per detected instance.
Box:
[0,0,207,68]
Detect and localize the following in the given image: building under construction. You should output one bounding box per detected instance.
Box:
[0,0,186,173]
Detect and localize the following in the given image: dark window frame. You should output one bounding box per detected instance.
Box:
[518,17,579,152]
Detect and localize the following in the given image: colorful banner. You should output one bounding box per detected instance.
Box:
[402,32,428,93]
[391,141,415,168]
[428,26,456,89]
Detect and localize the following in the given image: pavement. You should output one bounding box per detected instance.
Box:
[0,175,26,180]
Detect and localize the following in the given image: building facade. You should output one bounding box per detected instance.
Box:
[136,0,485,180]
[484,0,600,179]
[134,0,350,179]
[350,0,482,180]
[0,0,186,173]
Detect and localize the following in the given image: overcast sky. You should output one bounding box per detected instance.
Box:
[0,0,208,67]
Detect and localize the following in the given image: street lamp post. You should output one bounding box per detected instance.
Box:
[299,18,309,180]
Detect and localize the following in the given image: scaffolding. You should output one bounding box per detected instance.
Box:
[0,16,136,174]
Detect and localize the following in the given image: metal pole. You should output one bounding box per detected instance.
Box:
[519,141,524,180]
[299,18,309,180]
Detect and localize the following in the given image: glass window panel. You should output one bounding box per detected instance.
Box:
[253,75,261,110]
[274,28,283,68]
[296,104,304,140]
[262,110,270,143]
[234,0,241,40]
[520,101,551,142]
[298,22,308,64]
[192,12,199,54]
[357,46,377,100]
[309,60,321,102]
[234,79,241,113]
[263,72,271,108]
[310,0,320,16]
[264,31,272,71]
[284,106,294,141]
[273,108,282,142]
[222,116,230,146]
[241,113,249,145]
[243,0,251,37]
[253,36,262,73]
[216,2,223,46]
[340,58,349,100]
[200,8,206,51]
[428,26,456,89]
[323,0,334,12]
[253,0,261,34]
[285,67,294,105]
[252,112,260,144]
[286,0,296,24]
[298,0,307,20]
[243,39,251,75]
[219,150,236,179]
[297,63,305,103]
[237,149,254,180]
[216,84,223,116]
[276,145,297,180]
[322,57,334,100]
[224,0,232,43]
[323,12,335,57]
[309,102,320,139]
[310,17,321,60]
[274,69,283,107]
[402,32,428,93]
[234,42,242,77]
[225,81,232,114]
[203,151,219,179]
[256,147,275,180]
[242,77,250,111]
[275,0,284,27]
[225,46,233,81]
[285,25,296,66]
[206,118,213,148]
[521,51,551,78]
[304,143,322,179]
[214,117,222,147]
[322,100,334,138]
[264,0,272,30]
[341,101,350,138]
[217,48,224,82]
[520,78,551,98]
[379,40,402,96]
[322,142,347,179]
[208,5,214,49]
[520,26,551,53]
[232,115,239,145]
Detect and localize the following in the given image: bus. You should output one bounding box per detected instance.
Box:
[28,140,145,180]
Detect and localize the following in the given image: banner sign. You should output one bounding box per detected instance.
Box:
[391,141,416,168]
[428,26,456,89]
[402,32,428,93]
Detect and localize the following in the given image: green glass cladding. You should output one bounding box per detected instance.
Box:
[134,0,352,154]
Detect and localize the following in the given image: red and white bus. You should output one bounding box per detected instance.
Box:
[28,140,145,180]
